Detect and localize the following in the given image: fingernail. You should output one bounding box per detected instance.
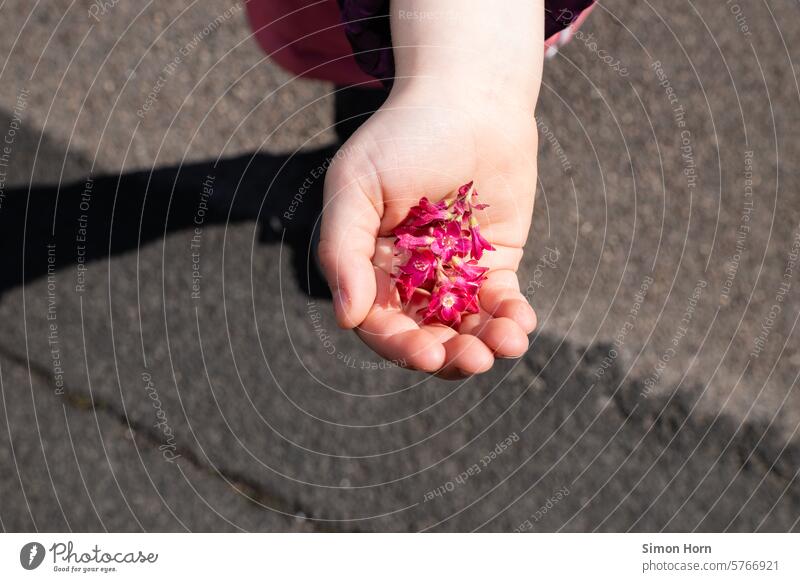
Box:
[332,289,350,326]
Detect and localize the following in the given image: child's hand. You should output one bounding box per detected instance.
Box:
[319,84,538,378]
[319,0,544,378]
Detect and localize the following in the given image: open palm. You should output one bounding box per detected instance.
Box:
[319,88,539,378]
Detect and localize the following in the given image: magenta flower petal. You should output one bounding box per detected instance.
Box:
[430,221,470,261]
[397,196,448,231]
[395,273,417,303]
[421,285,467,326]
[396,233,434,251]
[393,181,495,328]
[399,249,437,288]
[468,216,495,260]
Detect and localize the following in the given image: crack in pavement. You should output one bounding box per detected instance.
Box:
[3,330,800,531]
[0,342,348,532]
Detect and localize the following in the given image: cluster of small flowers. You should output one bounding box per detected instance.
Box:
[393,181,494,326]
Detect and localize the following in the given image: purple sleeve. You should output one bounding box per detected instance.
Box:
[544,1,595,38]
[336,0,394,85]
[337,0,595,85]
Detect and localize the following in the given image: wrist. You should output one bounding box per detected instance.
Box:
[390,1,543,111]
[391,72,538,117]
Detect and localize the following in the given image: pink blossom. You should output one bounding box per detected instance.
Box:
[411,197,448,224]
[395,197,448,234]
[467,216,495,260]
[392,181,495,327]
[399,249,437,288]
[420,283,469,325]
[395,275,417,304]
[395,233,434,251]
[449,257,488,288]
[430,221,470,261]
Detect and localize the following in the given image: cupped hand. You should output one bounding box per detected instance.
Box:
[319,84,539,379]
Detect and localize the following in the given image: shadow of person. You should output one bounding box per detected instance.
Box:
[0,146,336,299]
[0,85,389,301]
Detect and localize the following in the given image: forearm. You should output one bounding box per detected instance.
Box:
[390,0,544,109]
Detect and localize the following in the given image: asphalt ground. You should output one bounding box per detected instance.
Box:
[0,0,799,531]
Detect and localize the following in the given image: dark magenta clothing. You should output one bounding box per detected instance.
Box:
[246,0,381,86]
[337,0,594,83]
[247,1,594,85]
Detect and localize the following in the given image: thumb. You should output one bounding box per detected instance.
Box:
[318,161,381,329]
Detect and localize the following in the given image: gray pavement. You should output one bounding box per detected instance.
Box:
[0,0,799,531]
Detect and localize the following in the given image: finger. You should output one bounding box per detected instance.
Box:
[356,309,446,372]
[355,267,447,372]
[435,334,494,379]
[319,162,381,329]
[479,270,537,334]
[418,322,459,343]
[460,313,529,358]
